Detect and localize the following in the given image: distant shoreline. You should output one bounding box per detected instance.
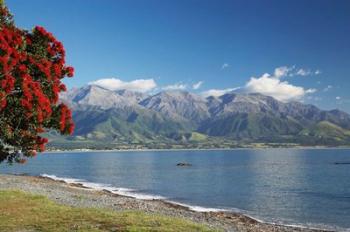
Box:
[0,174,336,232]
[45,146,350,154]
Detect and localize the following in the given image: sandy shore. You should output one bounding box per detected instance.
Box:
[0,174,331,232]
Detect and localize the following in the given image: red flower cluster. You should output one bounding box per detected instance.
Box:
[0,5,75,163]
[21,74,52,123]
[59,104,74,134]
[66,66,74,77]
[0,26,24,110]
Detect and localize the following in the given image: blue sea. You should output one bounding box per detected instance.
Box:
[1,149,350,230]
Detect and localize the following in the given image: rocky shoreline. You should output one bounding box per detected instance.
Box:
[0,174,332,232]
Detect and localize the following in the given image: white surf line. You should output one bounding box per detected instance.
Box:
[39,174,344,231]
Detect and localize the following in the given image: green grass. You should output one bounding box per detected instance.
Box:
[0,190,218,232]
[300,121,350,139]
[190,132,208,142]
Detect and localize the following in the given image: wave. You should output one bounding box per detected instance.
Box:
[165,200,227,213]
[41,174,226,211]
[41,174,167,200]
[40,174,348,231]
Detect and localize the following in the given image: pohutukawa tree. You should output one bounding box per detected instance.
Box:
[0,2,74,163]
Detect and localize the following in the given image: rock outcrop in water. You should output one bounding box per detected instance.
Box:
[176,163,192,167]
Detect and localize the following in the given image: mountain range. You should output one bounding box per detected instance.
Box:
[48,85,350,149]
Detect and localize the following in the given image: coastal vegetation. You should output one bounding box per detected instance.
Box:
[0,190,216,232]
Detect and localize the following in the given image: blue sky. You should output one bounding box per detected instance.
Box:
[6,0,350,112]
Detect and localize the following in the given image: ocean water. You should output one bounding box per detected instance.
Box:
[1,149,350,230]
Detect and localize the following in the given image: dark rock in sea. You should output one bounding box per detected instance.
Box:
[334,162,350,165]
[176,162,192,167]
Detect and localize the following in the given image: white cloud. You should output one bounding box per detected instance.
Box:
[336,96,341,100]
[268,66,321,78]
[306,88,317,94]
[274,66,293,78]
[296,68,321,76]
[201,65,318,101]
[296,69,311,76]
[252,66,294,80]
[323,85,333,92]
[221,63,230,70]
[89,78,157,92]
[192,81,203,90]
[162,83,187,90]
[201,87,240,97]
[245,71,316,102]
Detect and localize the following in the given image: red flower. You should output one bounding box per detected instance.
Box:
[66,66,74,77]
[0,5,75,163]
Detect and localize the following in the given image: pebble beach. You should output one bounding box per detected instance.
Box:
[0,174,330,232]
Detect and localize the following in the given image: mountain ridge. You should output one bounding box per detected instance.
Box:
[52,85,350,148]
